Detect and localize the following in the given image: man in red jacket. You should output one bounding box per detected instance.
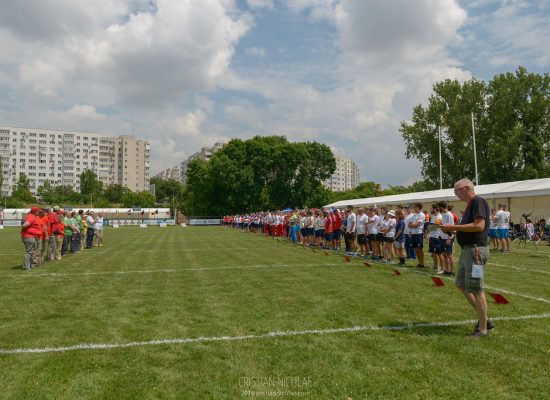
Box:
[21,206,42,270]
[47,206,61,261]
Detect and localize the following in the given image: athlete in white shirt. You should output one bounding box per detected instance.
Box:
[408,203,425,267]
[428,204,444,272]
[495,204,510,252]
[356,209,369,257]
[380,211,396,262]
[438,202,454,275]
[367,209,381,260]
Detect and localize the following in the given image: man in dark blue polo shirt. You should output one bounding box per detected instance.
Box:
[442,178,493,338]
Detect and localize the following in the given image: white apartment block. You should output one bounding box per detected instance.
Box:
[154,164,184,183]
[0,126,150,196]
[180,141,225,184]
[324,156,360,192]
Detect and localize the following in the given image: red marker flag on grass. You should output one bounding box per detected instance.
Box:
[489,292,509,304]
[344,256,351,262]
[363,262,371,268]
[393,269,401,276]
[431,276,445,287]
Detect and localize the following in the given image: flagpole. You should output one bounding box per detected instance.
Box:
[471,112,479,186]
[438,125,443,190]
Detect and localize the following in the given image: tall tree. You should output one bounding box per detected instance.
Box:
[184,136,336,214]
[149,177,183,204]
[104,184,130,204]
[79,170,103,199]
[37,180,55,204]
[11,173,36,204]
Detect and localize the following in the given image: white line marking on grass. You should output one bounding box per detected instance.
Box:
[410,269,550,304]
[2,263,343,278]
[487,262,550,276]
[0,247,253,256]
[1,313,549,355]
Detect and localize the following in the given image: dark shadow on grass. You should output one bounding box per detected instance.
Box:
[382,321,469,336]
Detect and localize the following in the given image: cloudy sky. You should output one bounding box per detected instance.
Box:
[1,0,549,186]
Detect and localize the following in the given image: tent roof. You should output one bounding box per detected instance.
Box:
[324,177,550,209]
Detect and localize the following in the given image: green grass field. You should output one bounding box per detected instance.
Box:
[0,226,549,399]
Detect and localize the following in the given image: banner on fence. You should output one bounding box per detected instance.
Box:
[189,219,221,226]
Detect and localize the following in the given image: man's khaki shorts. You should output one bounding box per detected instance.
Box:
[455,245,488,294]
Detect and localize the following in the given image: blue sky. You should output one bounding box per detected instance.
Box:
[0,0,549,186]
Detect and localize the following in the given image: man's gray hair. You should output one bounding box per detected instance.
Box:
[455,178,474,189]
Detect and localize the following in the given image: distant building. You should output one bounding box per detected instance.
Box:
[180,142,225,184]
[324,156,360,192]
[153,142,225,185]
[153,164,184,183]
[0,126,150,196]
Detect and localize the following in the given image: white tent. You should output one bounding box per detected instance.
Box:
[324,178,550,223]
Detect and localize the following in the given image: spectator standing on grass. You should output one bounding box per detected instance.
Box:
[63,211,76,255]
[345,206,357,255]
[85,212,95,249]
[20,206,42,270]
[48,206,61,261]
[333,209,342,250]
[356,208,369,258]
[55,213,65,260]
[496,204,510,253]
[381,210,396,263]
[394,209,406,266]
[94,212,104,247]
[33,208,49,267]
[409,203,425,268]
[442,178,493,338]
[438,202,455,276]
[74,210,84,252]
[488,209,499,251]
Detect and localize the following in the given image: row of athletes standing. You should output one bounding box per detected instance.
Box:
[20,206,104,270]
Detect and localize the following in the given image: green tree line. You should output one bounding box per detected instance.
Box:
[179,136,336,215]
[3,170,156,209]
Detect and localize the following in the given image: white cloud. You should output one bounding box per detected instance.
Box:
[0,0,252,107]
[222,0,471,184]
[246,0,274,10]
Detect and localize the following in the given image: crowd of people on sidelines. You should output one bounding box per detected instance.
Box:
[223,201,511,276]
[20,206,104,270]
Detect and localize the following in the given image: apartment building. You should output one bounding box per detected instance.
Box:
[154,142,225,185]
[154,164,184,183]
[0,126,150,196]
[323,156,360,192]
[179,142,225,184]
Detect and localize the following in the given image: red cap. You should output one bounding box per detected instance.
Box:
[30,206,41,213]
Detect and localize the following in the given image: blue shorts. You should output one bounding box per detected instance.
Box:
[497,228,509,239]
[440,237,454,254]
[429,237,442,253]
[333,230,341,240]
[325,232,333,241]
[412,233,424,249]
[488,229,497,239]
